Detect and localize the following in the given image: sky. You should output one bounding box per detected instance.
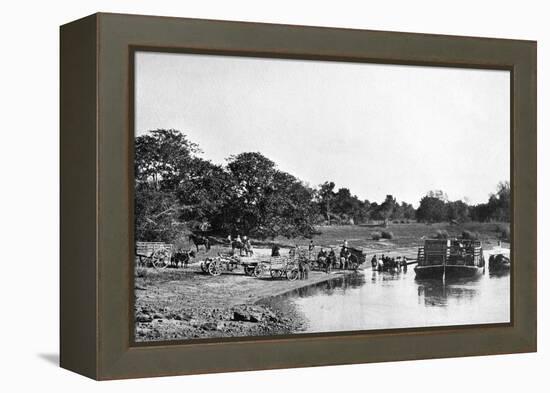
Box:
[135,51,510,206]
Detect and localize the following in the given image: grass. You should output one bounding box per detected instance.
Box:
[268,221,508,251]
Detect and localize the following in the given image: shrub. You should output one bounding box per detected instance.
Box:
[434,230,449,239]
[461,230,479,240]
[495,223,510,241]
[371,231,382,241]
[381,230,394,239]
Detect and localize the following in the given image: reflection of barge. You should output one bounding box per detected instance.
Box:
[414,239,485,279]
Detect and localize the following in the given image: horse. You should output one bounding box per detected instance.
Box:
[171,250,196,268]
[232,240,253,256]
[188,234,211,253]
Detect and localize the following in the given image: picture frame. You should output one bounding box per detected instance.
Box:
[60,12,536,380]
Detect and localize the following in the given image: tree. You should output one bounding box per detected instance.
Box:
[224,152,317,238]
[134,188,181,242]
[488,181,510,221]
[318,181,336,224]
[446,200,470,222]
[416,194,447,223]
[135,129,199,191]
[470,181,510,222]
[176,158,235,230]
[401,202,416,220]
[373,195,398,222]
[257,171,318,238]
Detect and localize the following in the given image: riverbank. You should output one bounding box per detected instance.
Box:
[134,262,358,342]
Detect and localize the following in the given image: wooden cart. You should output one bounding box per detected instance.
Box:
[254,257,300,281]
[200,253,241,276]
[135,242,174,269]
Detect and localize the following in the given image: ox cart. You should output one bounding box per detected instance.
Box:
[200,253,242,276]
[254,257,300,281]
[135,241,174,269]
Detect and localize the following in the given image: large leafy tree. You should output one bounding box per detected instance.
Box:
[176,158,235,229]
[416,194,447,223]
[225,152,317,238]
[135,129,199,191]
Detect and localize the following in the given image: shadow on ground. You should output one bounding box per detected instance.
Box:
[38,353,59,366]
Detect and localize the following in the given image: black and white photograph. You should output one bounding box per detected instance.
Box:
[133,51,511,342]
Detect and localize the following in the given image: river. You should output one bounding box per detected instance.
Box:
[276,265,510,333]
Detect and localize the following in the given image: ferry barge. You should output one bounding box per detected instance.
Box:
[414,238,485,279]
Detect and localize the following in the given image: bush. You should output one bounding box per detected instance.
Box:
[495,223,510,241]
[461,230,479,240]
[434,230,449,239]
[381,230,394,239]
[371,231,382,241]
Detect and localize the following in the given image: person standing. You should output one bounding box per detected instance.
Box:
[308,240,315,259]
[298,258,305,280]
[303,258,310,280]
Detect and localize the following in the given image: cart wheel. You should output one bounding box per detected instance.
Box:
[286,269,299,281]
[152,250,169,269]
[208,261,222,276]
[253,264,263,278]
[244,267,251,276]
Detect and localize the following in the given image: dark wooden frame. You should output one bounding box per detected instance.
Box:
[60,12,537,380]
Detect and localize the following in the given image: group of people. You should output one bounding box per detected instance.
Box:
[371,254,408,271]
[269,240,354,278]
[314,240,355,273]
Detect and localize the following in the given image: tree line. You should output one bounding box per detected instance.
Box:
[135,129,510,242]
[415,183,510,223]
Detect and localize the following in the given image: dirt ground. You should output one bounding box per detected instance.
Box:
[134,251,358,342]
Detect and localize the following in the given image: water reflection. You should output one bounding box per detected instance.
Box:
[279,272,366,299]
[489,269,511,279]
[415,277,479,307]
[279,268,510,333]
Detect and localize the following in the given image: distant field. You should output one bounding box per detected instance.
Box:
[271,222,509,254]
